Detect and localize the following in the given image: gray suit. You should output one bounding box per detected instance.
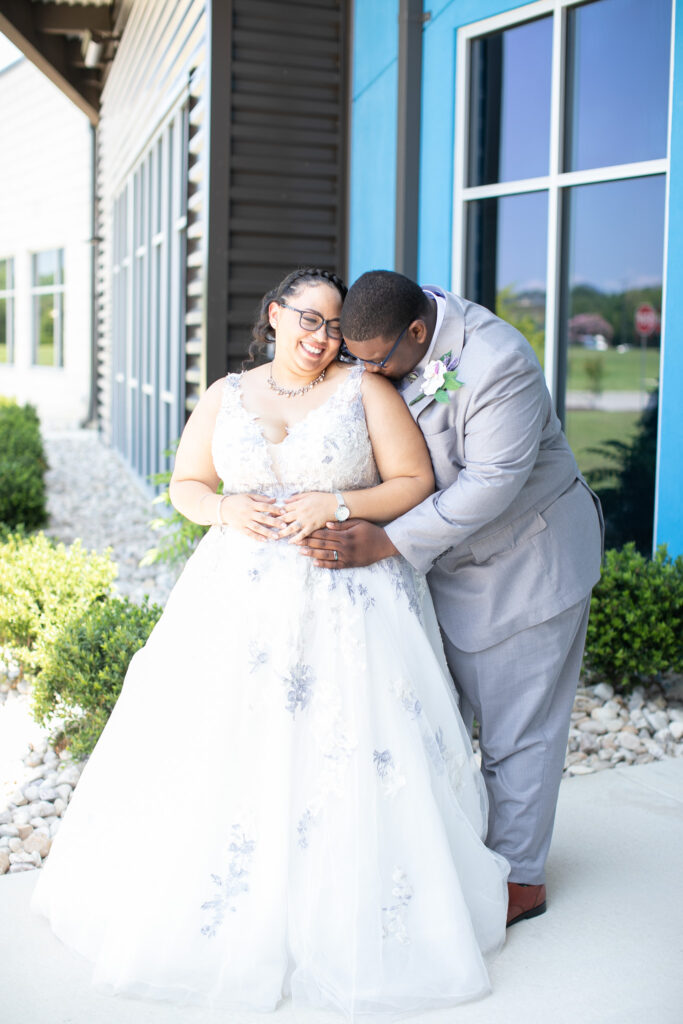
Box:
[385,288,603,883]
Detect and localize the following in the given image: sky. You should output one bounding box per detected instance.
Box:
[0,32,21,72]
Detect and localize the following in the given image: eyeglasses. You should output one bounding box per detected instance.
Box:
[279,303,342,341]
[351,325,409,368]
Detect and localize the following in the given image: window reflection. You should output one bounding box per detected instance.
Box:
[565,0,671,171]
[466,191,548,367]
[468,16,552,186]
[0,257,13,364]
[563,175,665,550]
[31,249,65,367]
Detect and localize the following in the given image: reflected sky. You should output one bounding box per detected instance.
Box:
[469,16,552,185]
[567,176,666,292]
[496,191,547,292]
[566,0,671,172]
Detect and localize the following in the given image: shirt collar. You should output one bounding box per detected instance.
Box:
[414,286,447,376]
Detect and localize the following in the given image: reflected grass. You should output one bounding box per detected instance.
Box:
[566,409,641,475]
[567,345,660,392]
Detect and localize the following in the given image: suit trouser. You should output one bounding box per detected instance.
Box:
[441,594,592,885]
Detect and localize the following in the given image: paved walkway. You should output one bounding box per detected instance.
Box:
[1,759,681,1024]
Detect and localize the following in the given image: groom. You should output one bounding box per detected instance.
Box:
[301,270,603,926]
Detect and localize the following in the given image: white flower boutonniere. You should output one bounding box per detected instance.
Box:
[409,350,463,406]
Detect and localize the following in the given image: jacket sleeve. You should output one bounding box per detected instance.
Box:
[385,346,546,574]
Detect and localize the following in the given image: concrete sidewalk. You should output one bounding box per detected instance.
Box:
[1,760,682,1024]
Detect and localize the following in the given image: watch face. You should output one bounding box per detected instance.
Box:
[335,504,350,522]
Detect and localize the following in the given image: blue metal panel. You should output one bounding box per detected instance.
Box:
[418,1,522,284]
[656,4,683,557]
[348,0,399,281]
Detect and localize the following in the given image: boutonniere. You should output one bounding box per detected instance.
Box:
[409,350,463,406]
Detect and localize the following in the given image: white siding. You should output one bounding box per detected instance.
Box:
[0,58,92,429]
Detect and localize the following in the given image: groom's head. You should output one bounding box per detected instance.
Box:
[341,270,436,380]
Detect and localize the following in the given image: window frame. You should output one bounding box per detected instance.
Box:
[0,256,15,365]
[30,248,66,368]
[452,0,673,414]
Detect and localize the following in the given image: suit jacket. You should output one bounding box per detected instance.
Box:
[385,287,603,653]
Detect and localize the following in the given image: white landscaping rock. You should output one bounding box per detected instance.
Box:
[644,709,670,733]
[617,732,644,752]
[0,849,9,874]
[592,682,615,701]
[23,831,51,857]
[670,721,683,741]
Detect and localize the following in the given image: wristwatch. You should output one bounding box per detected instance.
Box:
[334,492,350,522]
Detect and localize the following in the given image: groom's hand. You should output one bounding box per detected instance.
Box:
[299,519,398,569]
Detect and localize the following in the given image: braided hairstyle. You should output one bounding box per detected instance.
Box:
[245,267,348,367]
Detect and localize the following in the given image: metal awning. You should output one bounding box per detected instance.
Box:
[0,0,128,123]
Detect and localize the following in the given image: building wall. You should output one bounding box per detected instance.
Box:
[655,6,683,555]
[0,58,92,429]
[347,0,399,282]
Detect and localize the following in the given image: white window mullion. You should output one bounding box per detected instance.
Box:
[543,2,566,406]
[451,23,470,292]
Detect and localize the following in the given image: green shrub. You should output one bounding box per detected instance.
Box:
[141,448,210,567]
[32,596,162,759]
[584,543,683,691]
[0,531,116,673]
[0,399,48,530]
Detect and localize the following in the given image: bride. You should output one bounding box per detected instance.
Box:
[31,266,509,1018]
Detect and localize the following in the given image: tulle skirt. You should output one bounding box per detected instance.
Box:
[31,525,509,1019]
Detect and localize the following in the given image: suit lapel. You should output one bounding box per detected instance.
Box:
[400,289,466,423]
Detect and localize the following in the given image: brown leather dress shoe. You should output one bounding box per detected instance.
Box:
[506,882,547,927]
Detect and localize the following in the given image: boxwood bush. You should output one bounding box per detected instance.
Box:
[32,596,162,759]
[584,543,683,691]
[0,398,48,530]
[0,530,116,674]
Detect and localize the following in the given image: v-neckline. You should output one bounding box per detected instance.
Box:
[234,366,359,449]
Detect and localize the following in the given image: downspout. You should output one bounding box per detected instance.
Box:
[395,0,424,279]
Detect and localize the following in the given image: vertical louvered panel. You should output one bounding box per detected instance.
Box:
[95,0,206,456]
[221,0,349,371]
[184,64,205,412]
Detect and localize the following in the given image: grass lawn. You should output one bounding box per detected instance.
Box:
[567,345,660,392]
[566,409,641,476]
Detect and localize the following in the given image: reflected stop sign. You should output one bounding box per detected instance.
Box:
[635,304,658,337]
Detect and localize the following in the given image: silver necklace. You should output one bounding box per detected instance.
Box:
[267,366,326,398]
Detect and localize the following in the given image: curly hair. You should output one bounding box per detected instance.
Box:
[245,267,348,367]
[340,270,430,341]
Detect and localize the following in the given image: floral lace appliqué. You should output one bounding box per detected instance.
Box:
[283,662,314,717]
[382,867,414,945]
[373,748,406,797]
[390,678,423,719]
[200,825,255,937]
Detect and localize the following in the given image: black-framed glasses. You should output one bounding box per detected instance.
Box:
[351,325,409,368]
[279,302,342,341]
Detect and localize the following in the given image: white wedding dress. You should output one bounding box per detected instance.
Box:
[31,364,509,1019]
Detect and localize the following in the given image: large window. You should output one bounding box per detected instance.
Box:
[0,257,14,364]
[111,100,188,484]
[31,249,65,367]
[455,0,671,550]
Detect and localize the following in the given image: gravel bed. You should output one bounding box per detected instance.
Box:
[1,429,682,875]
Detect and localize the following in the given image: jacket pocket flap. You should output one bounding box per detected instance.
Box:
[468,509,547,565]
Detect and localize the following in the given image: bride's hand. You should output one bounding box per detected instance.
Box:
[220,493,280,541]
[278,492,337,543]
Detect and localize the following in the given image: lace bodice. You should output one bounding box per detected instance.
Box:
[211,363,380,500]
